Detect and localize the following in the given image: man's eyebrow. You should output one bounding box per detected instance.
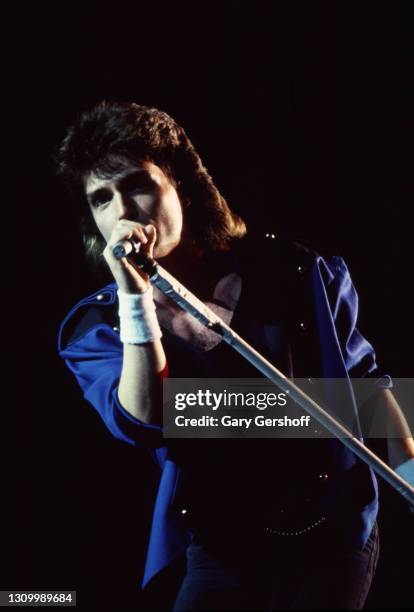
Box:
[86,169,150,203]
[118,169,151,187]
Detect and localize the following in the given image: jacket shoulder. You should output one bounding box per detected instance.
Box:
[232,231,335,270]
[58,284,118,352]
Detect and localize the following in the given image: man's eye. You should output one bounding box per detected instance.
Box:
[94,197,110,207]
[126,186,143,195]
[125,177,154,194]
[126,184,148,195]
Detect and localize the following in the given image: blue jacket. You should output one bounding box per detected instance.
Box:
[58,236,391,589]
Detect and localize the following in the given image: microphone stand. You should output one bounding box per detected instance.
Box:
[115,244,414,507]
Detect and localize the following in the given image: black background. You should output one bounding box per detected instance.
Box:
[5,1,413,610]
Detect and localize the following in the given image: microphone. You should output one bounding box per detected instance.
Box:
[112,238,141,260]
[112,239,157,276]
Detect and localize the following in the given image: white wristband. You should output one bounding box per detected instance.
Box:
[395,458,414,488]
[117,286,162,344]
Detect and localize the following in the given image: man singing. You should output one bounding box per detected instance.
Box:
[56,101,414,610]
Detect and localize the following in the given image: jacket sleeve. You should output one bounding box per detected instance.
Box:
[325,256,392,388]
[59,323,166,451]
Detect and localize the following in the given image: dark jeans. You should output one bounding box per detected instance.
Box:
[172,522,380,611]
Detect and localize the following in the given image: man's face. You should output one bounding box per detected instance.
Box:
[85,160,184,258]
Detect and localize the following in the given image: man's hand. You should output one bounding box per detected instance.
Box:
[103,221,157,294]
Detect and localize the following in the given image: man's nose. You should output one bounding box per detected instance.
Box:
[114,192,139,220]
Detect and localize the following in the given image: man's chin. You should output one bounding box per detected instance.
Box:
[153,239,180,260]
